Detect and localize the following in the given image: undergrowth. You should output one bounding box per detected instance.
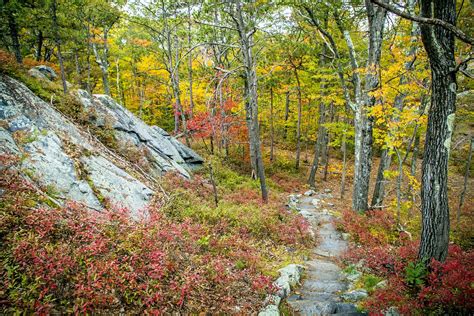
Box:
[338,209,474,315]
[0,154,313,313]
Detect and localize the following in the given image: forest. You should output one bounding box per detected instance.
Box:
[0,0,473,314]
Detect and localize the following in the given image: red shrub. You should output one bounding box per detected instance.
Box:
[0,157,276,314]
[340,206,474,314]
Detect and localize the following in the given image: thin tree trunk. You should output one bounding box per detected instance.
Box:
[295,69,302,170]
[244,79,256,176]
[457,137,473,228]
[283,90,290,140]
[340,132,348,199]
[409,94,428,209]
[116,57,124,104]
[6,5,22,63]
[233,0,268,202]
[138,81,144,119]
[308,101,326,188]
[352,1,387,212]
[323,102,335,181]
[308,44,329,187]
[92,28,110,96]
[187,2,194,118]
[371,149,392,207]
[85,23,92,94]
[51,0,67,94]
[270,86,275,162]
[74,49,82,85]
[35,30,43,62]
[395,148,403,224]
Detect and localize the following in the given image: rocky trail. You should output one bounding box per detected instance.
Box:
[286,191,367,316]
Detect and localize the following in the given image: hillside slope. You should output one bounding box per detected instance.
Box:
[0,66,203,214]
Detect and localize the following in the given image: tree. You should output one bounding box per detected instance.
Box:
[88,0,121,96]
[371,0,464,262]
[50,0,68,94]
[2,0,22,63]
[349,0,387,212]
[227,0,268,202]
[416,0,457,262]
[371,0,418,208]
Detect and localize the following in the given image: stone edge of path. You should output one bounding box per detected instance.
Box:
[258,190,315,316]
[258,264,305,316]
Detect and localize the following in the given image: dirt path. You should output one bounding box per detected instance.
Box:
[286,192,365,316]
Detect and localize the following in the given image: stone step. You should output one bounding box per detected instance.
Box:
[287,300,338,316]
[303,280,347,293]
[286,196,359,316]
[304,270,341,281]
[287,292,339,303]
[305,259,341,272]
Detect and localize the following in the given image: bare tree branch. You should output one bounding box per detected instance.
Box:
[371,0,474,45]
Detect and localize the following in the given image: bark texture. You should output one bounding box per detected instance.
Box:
[418,0,457,262]
[352,0,387,212]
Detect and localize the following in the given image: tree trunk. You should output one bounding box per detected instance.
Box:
[51,0,67,94]
[371,0,418,209]
[371,148,392,207]
[6,6,22,63]
[187,2,195,118]
[395,148,403,224]
[233,0,268,202]
[35,30,43,62]
[418,0,457,263]
[352,1,387,212]
[457,137,473,228]
[340,132,348,199]
[283,90,290,140]
[270,86,275,162]
[92,26,111,96]
[308,101,326,188]
[409,94,428,208]
[138,81,145,119]
[115,58,122,103]
[74,49,81,83]
[85,23,92,94]
[308,46,328,188]
[295,69,302,170]
[323,102,335,181]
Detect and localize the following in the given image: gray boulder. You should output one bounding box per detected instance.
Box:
[77,90,203,177]
[259,264,304,316]
[0,127,20,155]
[81,155,153,218]
[22,132,102,210]
[0,73,201,216]
[33,65,58,80]
[341,289,368,301]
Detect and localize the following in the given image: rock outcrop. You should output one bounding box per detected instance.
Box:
[0,68,203,215]
[77,90,203,178]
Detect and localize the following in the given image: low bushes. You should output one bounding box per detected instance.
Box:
[339,209,474,314]
[0,155,312,313]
